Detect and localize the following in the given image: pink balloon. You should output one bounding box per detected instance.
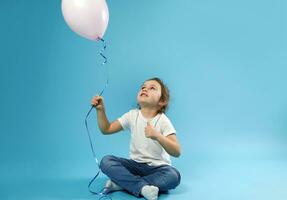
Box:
[61,0,109,41]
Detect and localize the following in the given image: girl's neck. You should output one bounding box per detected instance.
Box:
[140,107,159,119]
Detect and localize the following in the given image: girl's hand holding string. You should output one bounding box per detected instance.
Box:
[91,96,105,111]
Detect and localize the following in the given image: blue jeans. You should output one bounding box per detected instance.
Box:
[99,155,181,197]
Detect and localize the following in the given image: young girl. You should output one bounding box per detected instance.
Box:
[91,77,181,200]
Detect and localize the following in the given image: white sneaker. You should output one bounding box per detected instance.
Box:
[104,179,123,193]
[141,185,159,200]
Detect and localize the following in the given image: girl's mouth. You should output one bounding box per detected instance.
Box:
[140,93,148,97]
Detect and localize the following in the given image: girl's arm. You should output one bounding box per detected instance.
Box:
[156,134,181,157]
[145,122,181,157]
[97,109,123,134]
[91,96,123,134]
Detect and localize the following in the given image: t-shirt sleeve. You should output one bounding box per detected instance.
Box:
[161,115,176,137]
[117,110,131,130]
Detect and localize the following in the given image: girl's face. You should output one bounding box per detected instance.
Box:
[137,80,162,108]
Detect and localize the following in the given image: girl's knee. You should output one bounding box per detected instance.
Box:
[173,168,181,186]
[99,155,117,172]
[150,167,181,191]
[165,167,181,187]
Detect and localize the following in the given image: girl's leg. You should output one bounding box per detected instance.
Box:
[99,155,149,197]
[142,165,181,192]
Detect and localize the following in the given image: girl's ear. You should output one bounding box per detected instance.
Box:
[158,100,167,107]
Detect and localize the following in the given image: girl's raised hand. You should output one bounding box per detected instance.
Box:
[91,96,105,110]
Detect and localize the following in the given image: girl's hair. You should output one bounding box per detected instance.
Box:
[139,77,170,113]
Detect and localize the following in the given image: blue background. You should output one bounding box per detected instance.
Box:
[0,0,286,199]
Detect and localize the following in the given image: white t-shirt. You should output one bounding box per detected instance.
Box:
[118,109,176,166]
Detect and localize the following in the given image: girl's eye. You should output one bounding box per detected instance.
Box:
[151,87,155,90]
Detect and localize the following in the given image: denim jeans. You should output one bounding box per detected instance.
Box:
[99,155,181,197]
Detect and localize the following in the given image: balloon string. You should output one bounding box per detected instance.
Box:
[84,38,111,199]
[98,38,109,96]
